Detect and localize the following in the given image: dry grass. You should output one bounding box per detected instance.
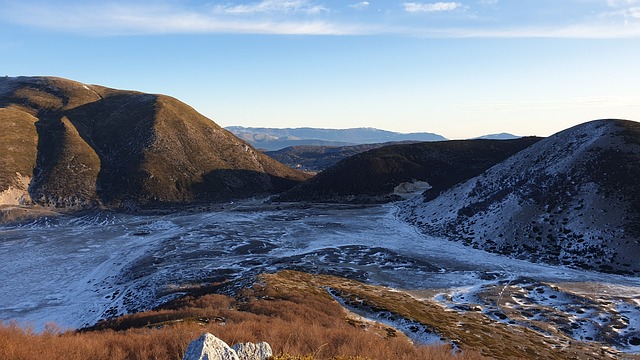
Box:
[265,271,622,359]
[0,321,190,360]
[0,273,482,360]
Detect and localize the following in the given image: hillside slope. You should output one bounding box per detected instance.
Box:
[0,76,308,211]
[265,141,419,172]
[400,119,640,275]
[276,137,541,203]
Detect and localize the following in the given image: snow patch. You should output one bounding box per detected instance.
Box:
[393,180,432,199]
[327,288,447,346]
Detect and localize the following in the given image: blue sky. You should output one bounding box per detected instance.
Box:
[1,0,639,139]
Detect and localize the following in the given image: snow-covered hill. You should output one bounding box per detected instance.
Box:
[400,119,640,275]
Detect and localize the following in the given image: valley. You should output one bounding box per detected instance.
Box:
[2,76,640,358]
[1,199,639,356]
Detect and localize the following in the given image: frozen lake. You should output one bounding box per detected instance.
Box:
[1,199,639,351]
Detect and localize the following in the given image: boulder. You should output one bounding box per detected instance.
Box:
[232,342,273,360]
[183,333,239,360]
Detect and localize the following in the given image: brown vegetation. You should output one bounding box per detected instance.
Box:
[0,272,483,360]
[0,76,309,211]
[259,271,620,359]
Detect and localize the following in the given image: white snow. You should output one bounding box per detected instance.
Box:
[0,201,639,354]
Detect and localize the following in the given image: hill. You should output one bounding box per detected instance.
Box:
[265,141,419,172]
[400,119,640,275]
[0,76,309,212]
[226,126,446,151]
[275,137,542,203]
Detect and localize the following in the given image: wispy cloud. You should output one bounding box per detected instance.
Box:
[0,2,359,35]
[348,2,370,10]
[212,0,328,15]
[607,0,640,7]
[403,2,462,13]
[602,0,640,21]
[1,0,640,38]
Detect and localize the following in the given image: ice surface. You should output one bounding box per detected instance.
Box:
[0,200,639,354]
[327,288,446,346]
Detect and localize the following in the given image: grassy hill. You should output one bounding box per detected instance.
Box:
[275,137,542,203]
[265,141,419,172]
[0,76,309,212]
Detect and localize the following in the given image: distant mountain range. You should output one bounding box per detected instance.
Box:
[226,126,447,151]
[0,76,308,213]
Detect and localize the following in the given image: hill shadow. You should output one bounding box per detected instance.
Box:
[191,169,301,202]
[64,94,158,205]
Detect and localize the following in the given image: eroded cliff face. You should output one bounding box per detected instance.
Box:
[0,173,32,206]
[0,76,309,212]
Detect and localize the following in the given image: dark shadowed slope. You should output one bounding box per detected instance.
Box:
[400,119,640,275]
[0,76,309,211]
[275,137,542,203]
[265,141,420,172]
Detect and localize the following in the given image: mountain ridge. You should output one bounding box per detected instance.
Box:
[226,126,447,151]
[0,76,309,213]
[400,119,640,275]
[275,137,542,203]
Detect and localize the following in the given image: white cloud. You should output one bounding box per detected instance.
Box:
[348,2,370,10]
[403,2,461,13]
[0,2,355,35]
[607,0,640,7]
[598,0,640,24]
[2,0,640,38]
[213,0,328,15]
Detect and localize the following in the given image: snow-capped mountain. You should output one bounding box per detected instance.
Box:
[400,119,640,275]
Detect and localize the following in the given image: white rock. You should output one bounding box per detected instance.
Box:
[232,342,273,360]
[183,333,239,360]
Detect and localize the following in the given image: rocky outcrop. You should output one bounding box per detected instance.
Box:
[232,342,273,360]
[183,333,239,360]
[183,333,272,360]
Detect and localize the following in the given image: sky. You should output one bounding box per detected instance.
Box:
[1,0,640,139]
